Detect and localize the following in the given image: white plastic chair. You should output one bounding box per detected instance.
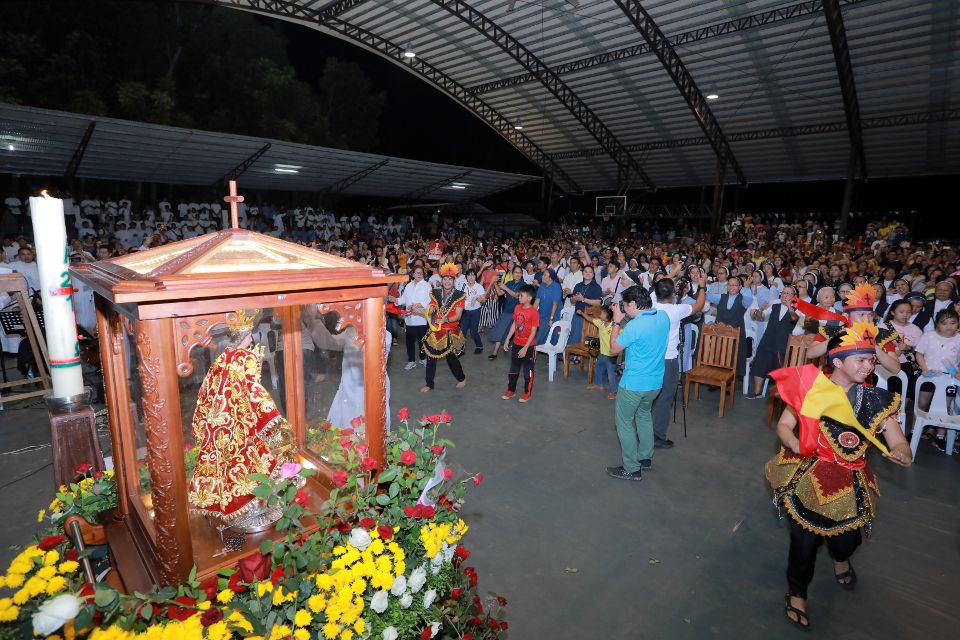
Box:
[560,305,575,323]
[874,367,909,433]
[909,374,960,457]
[742,312,765,397]
[682,323,699,373]
[536,319,572,382]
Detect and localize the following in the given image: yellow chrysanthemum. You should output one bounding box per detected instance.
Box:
[197,600,211,611]
[36,566,57,580]
[37,509,46,523]
[8,558,32,575]
[216,588,234,604]
[58,561,79,574]
[24,575,48,597]
[206,621,231,640]
[353,619,365,635]
[293,630,310,640]
[45,576,67,595]
[293,609,312,628]
[308,594,326,613]
[322,623,340,640]
[0,597,19,623]
[43,550,60,566]
[268,624,291,640]
[12,588,30,605]
[4,573,23,589]
[256,581,273,597]
[227,611,253,634]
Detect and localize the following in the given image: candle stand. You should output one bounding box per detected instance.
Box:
[45,386,104,488]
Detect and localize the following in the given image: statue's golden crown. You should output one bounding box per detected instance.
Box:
[227,309,259,334]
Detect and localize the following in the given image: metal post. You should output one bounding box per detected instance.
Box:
[839,146,857,238]
[711,156,727,237]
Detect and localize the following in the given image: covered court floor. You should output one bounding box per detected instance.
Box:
[2,349,957,639]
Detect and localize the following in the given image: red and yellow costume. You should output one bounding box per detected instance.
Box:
[764,324,900,536]
[794,283,899,357]
[189,316,293,523]
[423,263,466,359]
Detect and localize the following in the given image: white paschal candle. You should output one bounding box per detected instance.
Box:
[29,192,85,398]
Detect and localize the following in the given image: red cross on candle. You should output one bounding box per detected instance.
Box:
[224,180,244,229]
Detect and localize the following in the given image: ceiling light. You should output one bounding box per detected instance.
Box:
[514,121,524,130]
[274,164,301,174]
[706,93,719,101]
[402,44,416,59]
[448,185,467,190]
[6,144,13,151]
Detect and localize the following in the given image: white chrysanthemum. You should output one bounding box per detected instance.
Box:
[399,592,413,609]
[382,626,398,640]
[370,589,389,614]
[349,527,372,551]
[429,621,441,638]
[443,543,456,562]
[409,566,427,593]
[422,588,437,609]
[390,575,407,596]
[429,554,443,575]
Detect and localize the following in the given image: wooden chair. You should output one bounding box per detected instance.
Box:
[683,322,741,418]
[563,306,600,384]
[764,334,815,427]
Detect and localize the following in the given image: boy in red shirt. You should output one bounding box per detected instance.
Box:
[503,284,539,402]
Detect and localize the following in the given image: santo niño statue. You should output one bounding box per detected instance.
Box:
[187,309,299,531]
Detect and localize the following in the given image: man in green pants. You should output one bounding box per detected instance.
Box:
[607,286,670,481]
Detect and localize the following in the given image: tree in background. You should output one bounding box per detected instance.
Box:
[0,0,384,151]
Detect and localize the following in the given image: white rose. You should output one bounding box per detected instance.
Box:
[383,626,399,640]
[422,588,437,609]
[349,527,372,551]
[390,574,407,596]
[370,589,389,614]
[408,566,427,593]
[32,594,82,636]
[429,621,441,638]
[399,592,413,609]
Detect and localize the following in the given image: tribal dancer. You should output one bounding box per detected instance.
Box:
[765,322,912,630]
[796,283,901,375]
[420,262,467,393]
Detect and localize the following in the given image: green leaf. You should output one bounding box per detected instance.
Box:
[252,484,272,499]
[141,603,153,620]
[388,482,399,498]
[187,565,197,586]
[158,586,177,600]
[377,468,398,483]
[375,493,390,506]
[259,540,274,555]
[93,585,119,609]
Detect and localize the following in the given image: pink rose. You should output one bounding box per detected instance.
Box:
[355,444,369,457]
[442,468,453,481]
[332,471,348,487]
[279,462,302,479]
[400,450,417,466]
[398,407,410,421]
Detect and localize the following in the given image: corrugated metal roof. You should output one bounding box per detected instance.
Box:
[0,103,539,200]
[209,0,960,191]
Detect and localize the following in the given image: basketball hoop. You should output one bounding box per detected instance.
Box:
[602,212,611,223]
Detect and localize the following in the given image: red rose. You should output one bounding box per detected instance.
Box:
[74,463,92,474]
[420,628,432,640]
[398,407,409,421]
[469,572,478,587]
[496,596,508,606]
[473,595,483,613]
[237,552,270,583]
[93,471,104,480]
[463,635,473,640]
[455,546,470,562]
[359,518,376,531]
[488,620,499,630]
[65,548,78,562]
[400,450,417,466]
[439,412,452,423]
[422,505,436,519]
[270,566,287,586]
[473,473,483,487]
[293,489,309,506]
[350,416,364,428]
[227,571,247,593]
[377,525,394,541]
[426,414,441,424]
[341,428,355,437]
[419,415,430,424]
[335,521,351,534]
[320,421,333,431]
[431,445,444,457]
[500,622,509,630]
[355,444,369,457]
[442,468,453,481]
[167,596,195,621]
[340,437,353,449]
[450,587,462,601]
[403,505,415,518]
[199,576,218,600]
[467,616,482,627]
[332,471,348,487]
[200,607,224,627]
[38,535,67,551]
[77,582,95,600]
[360,457,377,472]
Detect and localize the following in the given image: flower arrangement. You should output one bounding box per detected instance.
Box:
[0,411,507,640]
[40,465,118,528]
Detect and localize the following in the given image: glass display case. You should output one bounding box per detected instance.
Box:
[71,229,404,588]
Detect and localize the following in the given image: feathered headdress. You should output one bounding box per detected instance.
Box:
[827,321,878,359]
[438,262,460,278]
[842,283,876,312]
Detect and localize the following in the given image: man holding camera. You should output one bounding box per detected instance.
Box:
[606,286,670,481]
[651,271,708,448]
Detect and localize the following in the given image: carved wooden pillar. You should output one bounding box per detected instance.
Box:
[136,318,192,584]
[363,297,387,467]
[95,300,129,514]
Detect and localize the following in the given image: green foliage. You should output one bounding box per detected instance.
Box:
[0,0,383,150]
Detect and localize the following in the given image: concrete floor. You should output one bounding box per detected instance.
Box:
[1,344,958,639]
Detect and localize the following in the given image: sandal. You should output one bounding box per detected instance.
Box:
[488,353,498,360]
[783,594,811,631]
[834,561,857,589]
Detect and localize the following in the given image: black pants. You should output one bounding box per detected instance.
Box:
[507,344,536,394]
[405,324,428,363]
[787,517,862,598]
[425,354,465,389]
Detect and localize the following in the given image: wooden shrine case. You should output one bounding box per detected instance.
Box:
[70,229,405,589]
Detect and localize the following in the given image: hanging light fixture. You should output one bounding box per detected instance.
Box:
[706,93,719,101]
[402,43,416,59]
[514,120,524,131]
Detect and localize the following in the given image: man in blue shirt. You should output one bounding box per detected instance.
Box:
[607,286,670,481]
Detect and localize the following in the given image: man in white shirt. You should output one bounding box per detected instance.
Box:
[2,236,20,262]
[561,257,583,311]
[9,247,41,294]
[390,266,432,370]
[461,269,487,354]
[651,272,707,448]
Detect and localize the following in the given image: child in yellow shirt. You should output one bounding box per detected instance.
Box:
[578,304,619,399]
